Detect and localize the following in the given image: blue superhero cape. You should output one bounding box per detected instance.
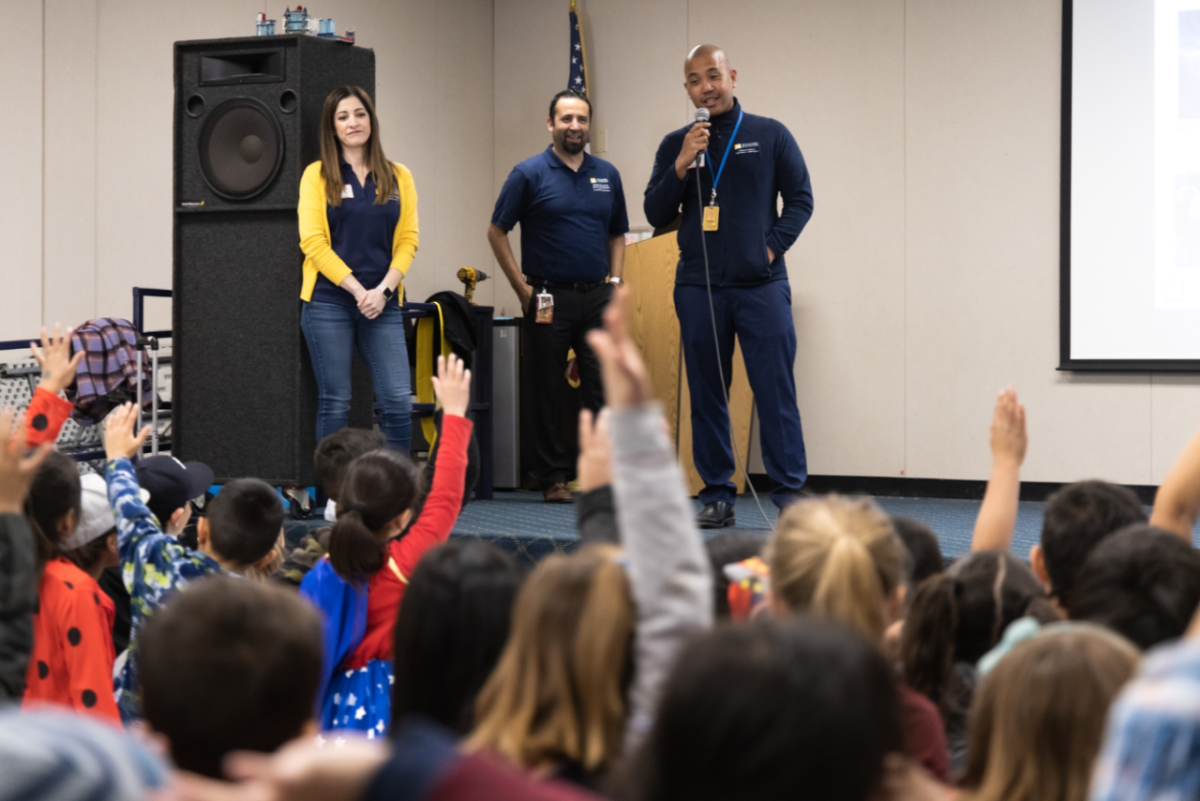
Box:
[300,557,369,716]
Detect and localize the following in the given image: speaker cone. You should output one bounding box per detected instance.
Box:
[197,98,284,200]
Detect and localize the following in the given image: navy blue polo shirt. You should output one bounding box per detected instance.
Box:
[491,146,629,284]
[311,162,401,308]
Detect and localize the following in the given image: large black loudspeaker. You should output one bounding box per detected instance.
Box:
[173,36,375,485]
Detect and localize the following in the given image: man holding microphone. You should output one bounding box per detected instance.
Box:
[644,45,813,528]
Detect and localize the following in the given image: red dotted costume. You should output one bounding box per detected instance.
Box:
[22,557,120,724]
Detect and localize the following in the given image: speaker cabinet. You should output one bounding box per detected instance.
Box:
[173,36,376,486]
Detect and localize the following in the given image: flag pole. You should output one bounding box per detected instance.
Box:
[573,0,590,96]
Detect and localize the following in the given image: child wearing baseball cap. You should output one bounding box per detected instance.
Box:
[102,403,285,724]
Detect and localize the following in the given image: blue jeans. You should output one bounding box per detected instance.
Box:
[301,300,412,453]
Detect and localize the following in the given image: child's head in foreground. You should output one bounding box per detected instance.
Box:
[198,479,286,572]
[314,427,387,503]
[630,617,902,801]
[959,625,1139,801]
[1033,480,1147,610]
[1068,525,1200,648]
[138,576,323,778]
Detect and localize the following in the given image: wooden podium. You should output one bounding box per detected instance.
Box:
[623,234,753,496]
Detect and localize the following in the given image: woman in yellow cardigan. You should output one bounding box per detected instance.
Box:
[299,86,418,452]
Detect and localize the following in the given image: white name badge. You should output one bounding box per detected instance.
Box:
[341,184,354,199]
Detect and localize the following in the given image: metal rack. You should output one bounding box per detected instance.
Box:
[0,290,494,499]
[0,288,172,467]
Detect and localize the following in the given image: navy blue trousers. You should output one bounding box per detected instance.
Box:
[675,280,808,508]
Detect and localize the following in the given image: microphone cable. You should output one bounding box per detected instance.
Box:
[692,140,774,533]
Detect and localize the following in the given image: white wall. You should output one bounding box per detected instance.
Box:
[0,0,494,342]
[492,0,1200,486]
[10,0,1200,487]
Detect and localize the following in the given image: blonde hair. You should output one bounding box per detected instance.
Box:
[766,495,905,641]
[466,545,635,774]
[960,626,1139,801]
[318,86,398,207]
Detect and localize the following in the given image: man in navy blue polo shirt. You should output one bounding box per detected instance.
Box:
[645,45,814,528]
[488,89,629,503]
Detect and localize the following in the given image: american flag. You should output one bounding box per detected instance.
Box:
[569,1,588,96]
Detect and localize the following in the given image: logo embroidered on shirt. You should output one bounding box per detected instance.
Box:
[590,177,611,192]
[734,142,760,154]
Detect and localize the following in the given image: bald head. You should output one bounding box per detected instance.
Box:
[683,45,737,116]
[685,44,729,73]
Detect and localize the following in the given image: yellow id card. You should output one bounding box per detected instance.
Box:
[703,205,720,231]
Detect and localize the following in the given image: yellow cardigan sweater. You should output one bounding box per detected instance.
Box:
[298,160,419,303]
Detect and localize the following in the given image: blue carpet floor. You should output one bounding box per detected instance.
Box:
[285,491,1178,568]
[447,492,1182,564]
[447,491,1050,562]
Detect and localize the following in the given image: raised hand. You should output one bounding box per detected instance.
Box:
[104,402,151,462]
[0,408,52,514]
[971,386,1026,553]
[586,286,652,409]
[30,324,84,395]
[989,386,1027,467]
[431,354,472,418]
[577,408,613,492]
[171,734,388,801]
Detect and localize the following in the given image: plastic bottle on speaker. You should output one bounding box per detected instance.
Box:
[255,12,276,36]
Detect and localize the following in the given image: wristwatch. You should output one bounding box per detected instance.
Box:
[378,285,396,301]
[608,277,624,286]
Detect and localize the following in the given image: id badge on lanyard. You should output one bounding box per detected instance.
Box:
[703,109,743,233]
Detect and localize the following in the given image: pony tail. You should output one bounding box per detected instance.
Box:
[328,508,385,584]
[812,534,888,640]
[23,495,59,571]
[573,559,635,770]
[901,574,959,717]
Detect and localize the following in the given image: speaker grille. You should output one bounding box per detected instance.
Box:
[197,98,284,199]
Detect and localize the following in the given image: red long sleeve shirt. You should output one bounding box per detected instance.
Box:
[343,414,473,669]
[23,557,120,724]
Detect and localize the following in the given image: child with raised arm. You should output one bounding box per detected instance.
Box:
[0,409,50,702]
[301,354,473,736]
[21,325,84,448]
[103,403,286,723]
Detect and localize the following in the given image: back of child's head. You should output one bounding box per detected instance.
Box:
[138,576,322,779]
[391,540,524,736]
[704,530,768,619]
[205,479,285,566]
[766,495,906,641]
[1040,480,1147,608]
[960,626,1139,801]
[328,449,417,582]
[630,618,902,801]
[25,451,82,566]
[468,544,635,774]
[891,516,944,587]
[313,427,386,501]
[1068,525,1200,649]
[902,551,1055,719]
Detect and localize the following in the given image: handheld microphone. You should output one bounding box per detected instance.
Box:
[693,107,710,167]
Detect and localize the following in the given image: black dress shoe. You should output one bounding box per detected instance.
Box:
[696,501,736,529]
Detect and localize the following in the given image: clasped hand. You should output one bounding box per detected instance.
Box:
[356,288,386,320]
